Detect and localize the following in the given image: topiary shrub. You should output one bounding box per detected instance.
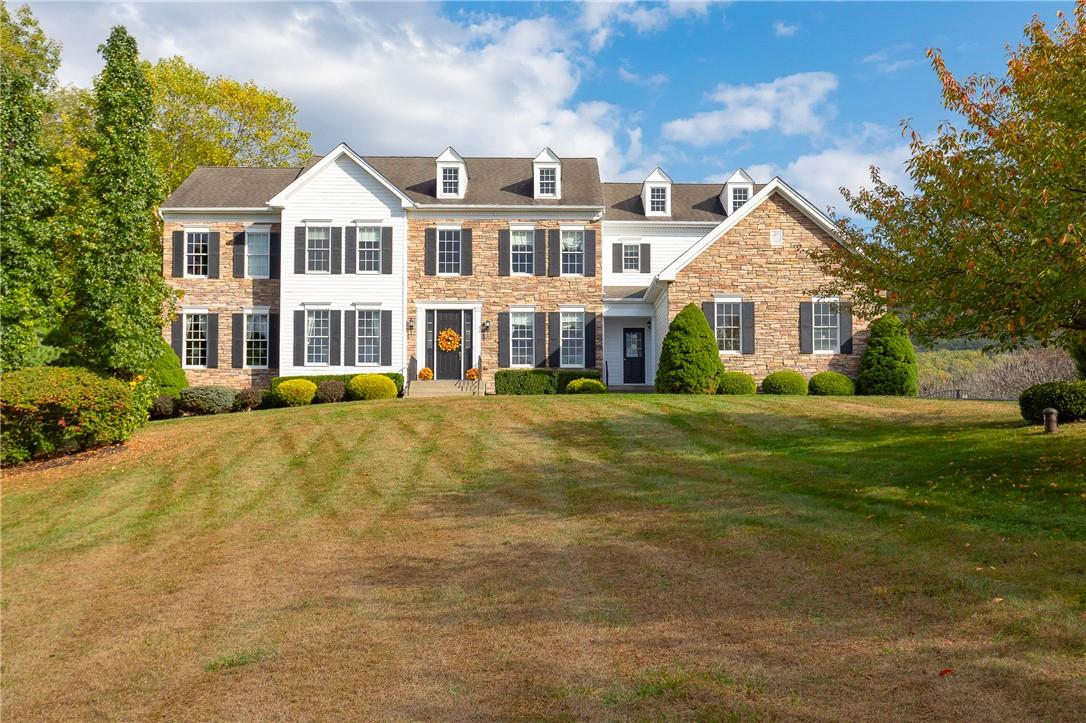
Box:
[655,303,724,393]
[1018,381,1086,424]
[276,379,317,407]
[347,374,398,401]
[718,371,757,395]
[857,314,918,396]
[178,386,237,415]
[761,370,808,395]
[232,388,264,412]
[0,367,143,465]
[566,378,606,394]
[809,371,855,396]
[149,338,188,398]
[150,394,178,420]
[314,380,346,404]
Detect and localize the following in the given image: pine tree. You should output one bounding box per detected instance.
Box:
[856,314,919,396]
[655,303,725,393]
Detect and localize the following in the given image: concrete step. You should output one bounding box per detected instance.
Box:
[408,380,480,398]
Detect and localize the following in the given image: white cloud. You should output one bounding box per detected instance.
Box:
[579,0,716,51]
[862,46,918,74]
[617,66,668,87]
[662,72,838,146]
[772,21,799,37]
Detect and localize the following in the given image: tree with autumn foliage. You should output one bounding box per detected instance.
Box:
[811,5,1086,375]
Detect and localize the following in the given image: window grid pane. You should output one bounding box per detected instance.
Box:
[185,232,209,276]
[511,229,534,274]
[649,187,667,213]
[511,311,534,366]
[184,313,208,366]
[622,244,640,272]
[305,310,330,364]
[441,167,459,195]
[438,229,461,274]
[715,302,741,352]
[356,310,380,364]
[245,312,269,367]
[358,227,381,272]
[539,168,556,195]
[813,302,839,352]
[561,230,584,275]
[560,312,584,367]
[246,230,269,278]
[731,187,749,212]
[307,227,330,272]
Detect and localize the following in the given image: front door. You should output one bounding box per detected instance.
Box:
[435,310,464,380]
[623,328,645,384]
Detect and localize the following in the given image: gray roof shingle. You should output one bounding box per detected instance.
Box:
[162,166,302,208]
[602,182,767,222]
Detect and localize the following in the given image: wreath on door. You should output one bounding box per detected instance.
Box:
[437,328,462,353]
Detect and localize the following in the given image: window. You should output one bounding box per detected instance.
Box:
[510,311,534,366]
[357,226,381,273]
[356,309,380,365]
[305,309,330,364]
[538,167,556,196]
[731,187,749,212]
[185,231,209,277]
[649,186,667,213]
[437,228,461,275]
[245,228,270,278]
[560,311,585,367]
[622,244,641,272]
[560,229,584,275]
[813,300,840,353]
[184,313,208,367]
[441,166,459,196]
[306,227,331,273]
[511,228,534,274]
[245,312,269,368]
[770,229,784,247]
[715,301,741,353]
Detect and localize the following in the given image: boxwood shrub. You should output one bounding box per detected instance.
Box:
[347,374,398,401]
[1,367,143,465]
[314,380,346,404]
[277,379,317,407]
[270,372,404,398]
[761,370,808,395]
[1018,380,1086,424]
[808,371,855,396]
[566,378,606,394]
[718,371,757,395]
[494,369,601,395]
[179,386,237,415]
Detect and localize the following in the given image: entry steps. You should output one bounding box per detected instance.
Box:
[407,380,482,398]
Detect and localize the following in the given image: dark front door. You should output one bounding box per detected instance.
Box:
[623,328,645,384]
[435,310,464,380]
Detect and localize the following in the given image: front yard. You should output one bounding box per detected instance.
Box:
[2,395,1084,720]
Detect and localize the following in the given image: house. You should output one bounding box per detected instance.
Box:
[160,143,867,391]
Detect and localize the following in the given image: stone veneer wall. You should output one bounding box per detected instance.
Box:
[162,221,280,389]
[667,192,870,380]
[406,218,604,390]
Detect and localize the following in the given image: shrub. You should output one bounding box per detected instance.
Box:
[347,374,398,401]
[276,379,317,407]
[269,373,404,399]
[314,380,346,404]
[418,367,434,380]
[809,371,855,396]
[1,367,143,465]
[178,386,237,415]
[566,378,606,394]
[150,394,178,420]
[494,369,601,395]
[857,314,918,396]
[718,371,757,395]
[232,388,264,412]
[1018,381,1086,424]
[655,303,724,393]
[762,370,808,395]
[148,338,188,398]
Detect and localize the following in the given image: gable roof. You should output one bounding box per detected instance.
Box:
[602,182,768,222]
[161,166,302,209]
[267,143,415,208]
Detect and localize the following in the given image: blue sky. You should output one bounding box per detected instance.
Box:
[32,1,1071,211]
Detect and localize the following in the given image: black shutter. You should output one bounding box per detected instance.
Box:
[424,228,436,275]
[329,310,341,365]
[585,313,597,368]
[268,313,279,369]
[206,313,219,368]
[293,310,305,366]
[548,312,561,367]
[269,231,281,279]
[702,301,715,331]
[534,312,547,367]
[498,229,510,276]
[548,229,560,277]
[741,301,755,355]
[330,227,342,274]
[380,310,392,366]
[612,243,623,273]
[232,231,245,278]
[381,227,393,275]
[640,244,651,274]
[343,310,356,366]
[534,230,546,276]
[799,302,813,354]
[231,313,244,368]
[171,231,184,277]
[497,312,510,368]
[208,232,220,279]
[840,302,854,354]
[294,227,306,274]
[584,230,596,277]
[461,228,473,275]
[170,317,183,358]
[344,226,356,274]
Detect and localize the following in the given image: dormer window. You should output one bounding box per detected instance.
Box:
[650,187,668,213]
[721,168,755,215]
[441,167,459,196]
[436,146,467,200]
[538,167,556,196]
[532,148,562,200]
[731,186,749,212]
[641,167,673,217]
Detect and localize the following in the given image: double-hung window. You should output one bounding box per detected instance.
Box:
[560,229,585,275]
[622,244,641,272]
[813,299,840,353]
[306,226,331,273]
[357,226,381,273]
[649,187,667,213]
[245,311,269,368]
[356,309,380,365]
[305,309,330,364]
[441,167,459,196]
[538,168,556,196]
[437,228,461,275]
[184,312,208,367]
[185,231,209,277]
[731,187,749,212]
[245,228,270,278]
[715,299,742,353]
[560,311,585,367]
[511,228,534,275]
[510,310,534,366]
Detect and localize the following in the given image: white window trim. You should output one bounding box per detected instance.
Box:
[181,308,210,369]
[509,305,535,369]
[769,228,784,247]
[436,225,463,277]
[437,164,463,199]
[535,164,560,198]
[558,226,586,278]
[304,307,332,367]
[621,243,642,273]
[509,224,535,276]
[244,224,271,280]
[304,224,332,275]
[242,308,271,370]
[559,308,586,369]
[714,296,743,356]
[355,223,383,275]
[645,184,670,217]
[812,295,840,355]
[182,227,211,279]
[354,307,382,367]
[731,184,753,213]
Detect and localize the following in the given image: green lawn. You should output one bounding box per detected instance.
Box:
[3,395,1084,720]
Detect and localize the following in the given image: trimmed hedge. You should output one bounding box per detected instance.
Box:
[150,394,178,419]
[718,371,757,395]
[277,379,317,406]
[494,368,602,395]
[1018,381,1086,424]
[808,371,855,396]
[179,386,237,415]
[1,367,143,465]
[314,380,346,404]
[149,338,188,398]
[566,378,606,394]
[655,303,724,394]
[761,370,808,395]
[857,314,918,396]
[347,374,398,401]
[270,372,404,398]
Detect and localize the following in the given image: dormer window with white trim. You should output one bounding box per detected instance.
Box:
[721,168,755,216]
[641,167,672,217]
[538,167,556,196]
[436,146,467,200]
[649,187,668,213]
[533,148,562,199]
[441,166,459,196]
[731,186,749,212]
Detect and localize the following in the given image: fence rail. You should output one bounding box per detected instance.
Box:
[921,388,1016,401]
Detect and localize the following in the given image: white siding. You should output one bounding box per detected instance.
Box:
[652,283,671,368]
[602,222,716,288]
[603,316,654,386]
[278,155,407,376]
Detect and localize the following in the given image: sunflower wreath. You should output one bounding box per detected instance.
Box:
[437,328,462,353]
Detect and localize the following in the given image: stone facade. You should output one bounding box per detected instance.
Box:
[666,192,869,380]
[406,217,604,390]
[162,221,280,389]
